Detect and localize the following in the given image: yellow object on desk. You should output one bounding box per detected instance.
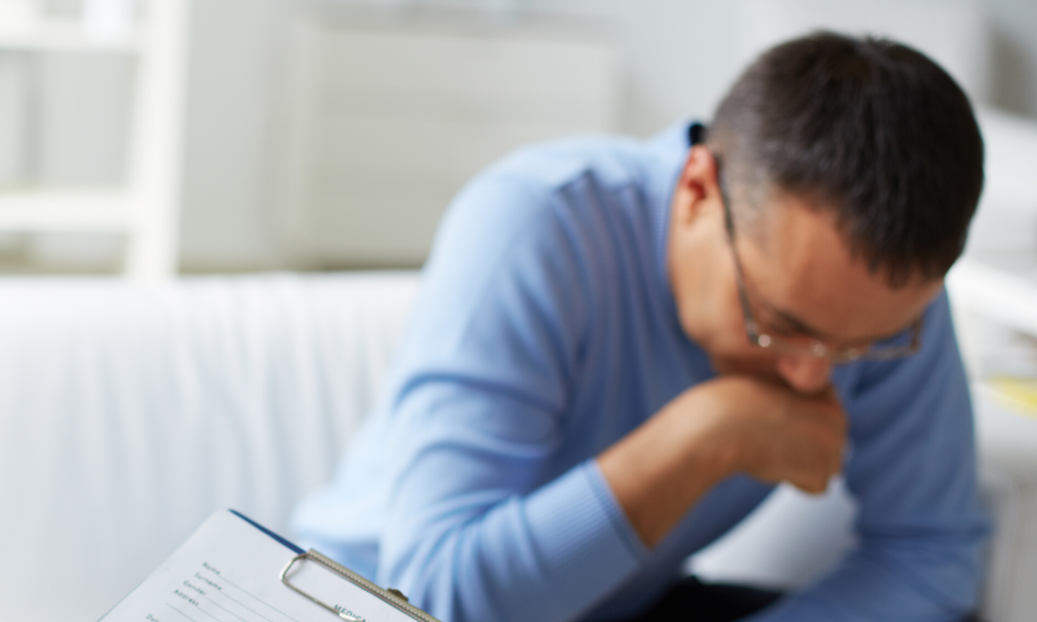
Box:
[987,377,1037,420]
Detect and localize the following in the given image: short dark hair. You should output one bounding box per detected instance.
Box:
[707,31,984,287]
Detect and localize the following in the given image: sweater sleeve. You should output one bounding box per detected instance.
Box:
[746,291,990,622]
[374,171,648,622]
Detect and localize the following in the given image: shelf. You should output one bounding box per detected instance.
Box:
[0,0,186,279]
[947,253,1037,338]
[0,189,133,231]
[0,20,142,53]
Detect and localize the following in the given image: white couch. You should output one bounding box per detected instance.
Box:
[0,273,416,622]
[0,270,1035,622]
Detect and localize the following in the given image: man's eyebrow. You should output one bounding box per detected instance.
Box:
[761,299,921,345]
[760,302,836,341]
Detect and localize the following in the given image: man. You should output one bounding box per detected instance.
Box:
[292,32,988,622]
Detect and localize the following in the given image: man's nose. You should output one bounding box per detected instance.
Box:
[775,355,833,394]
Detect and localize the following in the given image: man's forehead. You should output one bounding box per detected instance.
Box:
[734,194,942,342]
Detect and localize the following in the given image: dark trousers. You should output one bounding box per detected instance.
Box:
[622,576,984,622]
[621,576,782,622]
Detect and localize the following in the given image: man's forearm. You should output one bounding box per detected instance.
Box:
[597,385,735,547]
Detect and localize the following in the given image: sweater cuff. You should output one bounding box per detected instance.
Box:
[524,459,649,593]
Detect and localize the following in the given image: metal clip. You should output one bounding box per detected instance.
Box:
[280,552,362,621]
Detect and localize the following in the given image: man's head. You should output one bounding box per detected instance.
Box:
[668,31,983,392]
[708,31,983,285]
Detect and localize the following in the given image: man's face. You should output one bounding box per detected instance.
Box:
[667,147,944,394]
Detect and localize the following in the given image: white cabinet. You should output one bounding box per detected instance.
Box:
[0,0,189,278]
[278,14,620,268]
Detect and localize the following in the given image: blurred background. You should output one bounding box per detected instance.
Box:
[0,0,1033,276]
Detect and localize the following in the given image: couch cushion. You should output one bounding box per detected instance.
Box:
[0,272,419,622]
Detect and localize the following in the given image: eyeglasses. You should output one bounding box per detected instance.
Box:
[714,153,923,364]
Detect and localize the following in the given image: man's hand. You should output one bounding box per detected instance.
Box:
[597,375,847,548]
[705,376,846,494]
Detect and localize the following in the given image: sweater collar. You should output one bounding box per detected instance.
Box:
[643,121,696,337]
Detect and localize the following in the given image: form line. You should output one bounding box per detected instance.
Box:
[192,602,228,622]
[204,594,259,622]
[166,602,200,622]
[211,591,280,622]
[210,571,302,622]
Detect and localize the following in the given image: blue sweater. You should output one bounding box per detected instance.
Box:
[290,124,988,622]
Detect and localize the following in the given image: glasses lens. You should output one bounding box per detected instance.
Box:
[752,320,921,363]
[846,321,922,362]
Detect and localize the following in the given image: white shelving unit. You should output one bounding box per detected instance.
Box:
[948,252,1037,417]
[948,253,1037,339]
[947,253,1037,622]
[0,0,190,279]
[944,103,1037,420]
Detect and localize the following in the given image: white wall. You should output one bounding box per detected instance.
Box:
[985,0,1037,117]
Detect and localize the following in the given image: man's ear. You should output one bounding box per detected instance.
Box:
[672,145,720,227]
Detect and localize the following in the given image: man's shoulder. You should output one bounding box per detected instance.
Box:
[435,133,659,251]
[478,133,654,195]
[426,124,687,298]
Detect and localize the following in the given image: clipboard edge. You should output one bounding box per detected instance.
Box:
[230,509,305,554]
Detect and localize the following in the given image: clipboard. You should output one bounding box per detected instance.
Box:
[99,509,443,622]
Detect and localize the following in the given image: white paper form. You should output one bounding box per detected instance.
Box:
[101,510,429,622]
